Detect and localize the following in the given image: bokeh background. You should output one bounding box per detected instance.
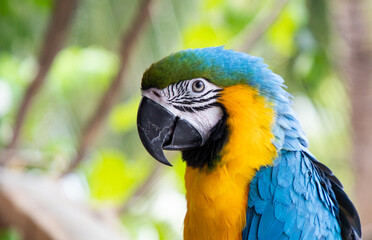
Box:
[0,0,371,239]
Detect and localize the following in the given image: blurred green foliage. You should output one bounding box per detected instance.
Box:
[0,0,353,239]
[0,227,21,240]
[87,149,149,204]
[109,97,140,134]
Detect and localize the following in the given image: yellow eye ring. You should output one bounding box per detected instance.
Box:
[192,80,205,93]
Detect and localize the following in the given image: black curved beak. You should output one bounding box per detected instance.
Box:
[137,97,202,166]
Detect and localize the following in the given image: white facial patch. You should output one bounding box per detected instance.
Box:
[142,78,224,145]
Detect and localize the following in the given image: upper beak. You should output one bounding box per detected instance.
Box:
[137,97,203,166]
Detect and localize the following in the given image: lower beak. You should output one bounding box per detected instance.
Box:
[137,97,202,166]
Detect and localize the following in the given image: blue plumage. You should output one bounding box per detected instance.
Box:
[243,150,342,239]
[238,52,362,239]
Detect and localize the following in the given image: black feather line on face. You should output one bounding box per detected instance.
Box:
[180,89,222,101]
[173,102,220,113]
[172,94,220,105]
[182,105,228,169]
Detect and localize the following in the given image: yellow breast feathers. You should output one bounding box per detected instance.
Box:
[183,85,277,240]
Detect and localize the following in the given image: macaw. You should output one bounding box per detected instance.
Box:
[136,47,361,240]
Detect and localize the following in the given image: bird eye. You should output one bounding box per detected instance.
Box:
[192,80,205,93]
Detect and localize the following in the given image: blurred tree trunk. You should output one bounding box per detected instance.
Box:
[0,0,78,164]
[0,168,126,240]
[333,0,372,234]
[61,0,155,176]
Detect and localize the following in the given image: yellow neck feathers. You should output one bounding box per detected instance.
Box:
[183,85,277,240]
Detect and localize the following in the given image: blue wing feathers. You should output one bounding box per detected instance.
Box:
[299,222,313,239]
[238,50,360,239]
[282,206,297,235]
[258,170,271,200]
[261,219,285,240]
[277,163,294,188]
[273,187,292,206]
[245,212,261,240]
[249,176,267,214]
[258,204,286,240]
[271,161,279,181]
[242,210,253,240]
[276,117,291,130]
[257,204,276,238]
[283,128,300,138]
[288,227,301,240]
[253,198,267,215]
[242,150,345,240]
[282,137,303,151]
[277,234,290,240]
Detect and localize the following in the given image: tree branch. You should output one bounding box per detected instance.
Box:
[0,0,79,164]
[61,0,155,176]
[0,168,126,240]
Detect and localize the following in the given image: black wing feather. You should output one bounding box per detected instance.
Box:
[309,158,362,240]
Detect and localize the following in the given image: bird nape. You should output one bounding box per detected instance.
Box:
[136,47,361,240]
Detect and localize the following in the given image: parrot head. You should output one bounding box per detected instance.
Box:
[137,47,297,168]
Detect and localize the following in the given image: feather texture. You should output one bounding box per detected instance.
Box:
[140,47,361,240]
[242,105,361,239]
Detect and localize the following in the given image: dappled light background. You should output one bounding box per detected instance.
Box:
[1,0,372,239]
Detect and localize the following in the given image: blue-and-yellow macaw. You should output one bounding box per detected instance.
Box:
[136,47,361,240]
